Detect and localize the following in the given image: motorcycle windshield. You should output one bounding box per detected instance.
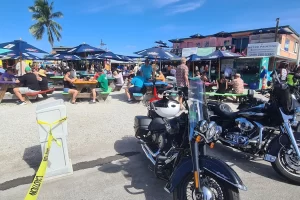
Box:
[188,78,208,141]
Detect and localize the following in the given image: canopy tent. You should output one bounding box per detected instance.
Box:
[187,54,204,61]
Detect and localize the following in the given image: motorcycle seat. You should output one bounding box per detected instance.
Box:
[220,110,239,119]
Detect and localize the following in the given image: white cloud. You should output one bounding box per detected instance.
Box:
[168,0,206,15]
[85,0,206,15]
[153,0,181,8]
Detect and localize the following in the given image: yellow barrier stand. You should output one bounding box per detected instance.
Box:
[24,117,67,200]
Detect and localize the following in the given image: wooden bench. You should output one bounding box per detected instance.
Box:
[204,92,247,102]
[26,88,55,99]
[133,93,143,101]
[62,87,113,102]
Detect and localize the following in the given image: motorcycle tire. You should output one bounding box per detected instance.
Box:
[173,173,240,200]
[271,141,300,185]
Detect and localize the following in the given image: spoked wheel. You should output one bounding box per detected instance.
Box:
[173,173,240,200]
[272,142,300,185]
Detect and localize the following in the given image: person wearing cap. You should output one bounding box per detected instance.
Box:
[90,69,108,103]
[141,59,154,80]
[13,66,40,105]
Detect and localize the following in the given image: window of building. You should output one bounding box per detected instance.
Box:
[204,41,209,47]
[294,42,298,53]
[284,39,290,51]
[224,40,231,46]
[196,42,201,47]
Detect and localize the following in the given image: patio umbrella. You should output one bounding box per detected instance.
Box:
[66,43,105,54]
[116,54,134,62]
[155,40,167,45]
[0,48,12,54]
[0,40,47,74]
[187,54,203,61]
[86,55,101,60]
[205,50,242,79]
[134,47,179,60]
[0,52,42,60]
[97,51,123,60]
[45,54,81,60]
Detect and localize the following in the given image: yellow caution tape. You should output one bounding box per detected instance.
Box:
[24,117,67,200]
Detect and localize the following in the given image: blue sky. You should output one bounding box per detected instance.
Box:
[0,0,299,56]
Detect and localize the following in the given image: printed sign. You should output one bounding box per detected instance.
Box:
[182,47,198,57]
[3,44,15,49]
[247,42,280,57]
[25,48,38,52]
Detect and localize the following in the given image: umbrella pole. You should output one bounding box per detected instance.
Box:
[209,60,211,81]
[193,62,194,77]
[218,58,221,79]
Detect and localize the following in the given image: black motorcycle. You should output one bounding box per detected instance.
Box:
[134,78,246,200]
[208,70,300,184]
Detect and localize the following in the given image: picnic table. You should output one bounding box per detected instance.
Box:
[107,77,115,87]
[144,81,168,94]
[0,81,18,103]
[205,82,248,92]
[50,76,64,85]
[72,80,98,99]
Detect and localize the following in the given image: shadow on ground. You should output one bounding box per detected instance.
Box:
[208,143,287,183]
[23,145,42,172]
[98,136,172,200]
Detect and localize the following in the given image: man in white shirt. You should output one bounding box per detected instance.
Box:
[15,59,27,76]
[224,66,233,79]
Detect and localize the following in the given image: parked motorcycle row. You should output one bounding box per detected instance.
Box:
[133,70,300,200]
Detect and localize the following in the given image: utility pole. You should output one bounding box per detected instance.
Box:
[100,39,107,51]
[273,18,280,70]
[274,18,280,42]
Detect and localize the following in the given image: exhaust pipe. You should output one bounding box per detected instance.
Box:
[140,139,160,165]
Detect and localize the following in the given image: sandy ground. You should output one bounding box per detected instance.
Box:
[0,91,299,200]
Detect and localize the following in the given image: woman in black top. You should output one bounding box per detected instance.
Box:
[63,69,78,104]
[216,74,228,101]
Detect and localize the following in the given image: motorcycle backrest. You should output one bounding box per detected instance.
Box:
[248,89,254,97]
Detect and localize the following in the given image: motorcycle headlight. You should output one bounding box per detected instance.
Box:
[198,120,208,133]
[206,121,217,141]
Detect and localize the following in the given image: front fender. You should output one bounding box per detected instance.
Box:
[265,132,300,162]
[164,156,247,193]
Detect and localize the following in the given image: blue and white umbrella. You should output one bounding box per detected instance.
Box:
[85,55,102,60]
[66,43,105,54]
[134,47,179,60]
[0,52,41,60]
[187,54,203,61]
[46,54,81,60]
[97,51,123,60]
[0,40,48,55]
[205,50,241,59]
[0,48,12,54]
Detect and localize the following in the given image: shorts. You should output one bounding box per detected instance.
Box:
[63,88,70,93]
[19,87,39,94]
[129,86,142,95]
[178,87,188,98]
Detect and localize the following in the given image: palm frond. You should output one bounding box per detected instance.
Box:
[50,11,63,18]
[29,23,45,40]
[47,26,54,47]
[50,21,62,31]
[50,24,62,41]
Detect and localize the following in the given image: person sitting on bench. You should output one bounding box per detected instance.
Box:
[63,69,78,104]
[90,69,108,103]
[216,74,228,101]
[125,70,145,102]
[13,66,40,105]
[232,73,244,102]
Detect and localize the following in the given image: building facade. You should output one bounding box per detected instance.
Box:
[51,46,73,54]
[169,25,300,63]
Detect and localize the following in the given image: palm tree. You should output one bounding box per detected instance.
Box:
[29,0,63,47]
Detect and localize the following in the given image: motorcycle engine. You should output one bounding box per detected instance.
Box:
[151,132,166,150]
[235,118,255,132]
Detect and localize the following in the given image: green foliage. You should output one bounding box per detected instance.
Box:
[29,0,63,47]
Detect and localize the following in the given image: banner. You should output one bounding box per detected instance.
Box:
[197,47,216,56]
[247,42,280,57]
[182,47,198,57]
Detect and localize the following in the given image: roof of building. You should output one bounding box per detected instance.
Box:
[169,25,299,43]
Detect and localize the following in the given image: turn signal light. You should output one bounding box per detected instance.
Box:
[195,135,201,143]
[210,143,215,149]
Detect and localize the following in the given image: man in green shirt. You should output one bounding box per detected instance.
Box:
[91,69,108,103]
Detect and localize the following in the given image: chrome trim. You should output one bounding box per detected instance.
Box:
[164,186,171,193]
[264,154,277,162]
[239,112,265,117]
[202,186,214,200]
[141,144,156,165]
[140,139,160,157]
[253,122,264,149]
[279,108,300,161]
